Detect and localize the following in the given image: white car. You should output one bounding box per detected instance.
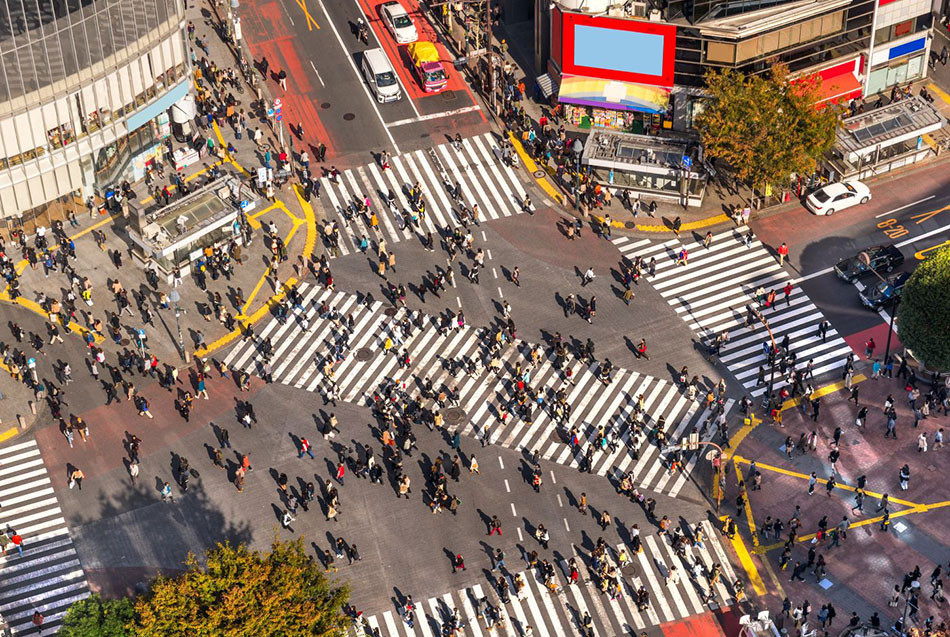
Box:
[380,1,417,44]
[804,180,871,216]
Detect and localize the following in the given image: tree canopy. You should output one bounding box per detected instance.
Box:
[59,594,135,636]
[694,64,839,189]
[62,538,350,636]
[898,243,950,370]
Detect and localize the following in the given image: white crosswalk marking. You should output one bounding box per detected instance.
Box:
[316,133,531,257]
[614,231,853,397]
[349,526,735,636]
[0,439,90,633]
[225,285,727,497]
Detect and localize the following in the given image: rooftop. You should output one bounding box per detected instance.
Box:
[836,95,944,155]
[581,129,700,170]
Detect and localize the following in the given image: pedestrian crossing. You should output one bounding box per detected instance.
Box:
[224,285,732,498]
[613,230,853,397]
[316,133,532,257]
[349,520,738,636]
[0,439,90,633]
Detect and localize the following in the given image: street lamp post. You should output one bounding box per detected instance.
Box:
[168,289,186,361]
[857,251,900,363]
[572,139,584,210]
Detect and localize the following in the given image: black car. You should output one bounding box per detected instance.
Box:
[860,271,910,309]
[834,245,904,282]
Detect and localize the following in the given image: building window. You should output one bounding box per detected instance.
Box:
[874,15,929,46]
[706,41,735,63]
[715,9,845,64]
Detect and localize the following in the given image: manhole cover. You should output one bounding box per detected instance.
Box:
[120,338,130,346]
[321,102,331,109]
[443,407,466,424]
[533,170,545,179]
[355,348,373,361]
[441,90,458,101]
[384,307,397,317]
[624,221,636,229]
[343,113,356,121]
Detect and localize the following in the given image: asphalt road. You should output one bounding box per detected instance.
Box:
[751,162,950,356]
[238,0,488,165]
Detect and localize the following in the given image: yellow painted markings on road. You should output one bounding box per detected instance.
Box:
[778,374,866,412]
[0,427,20,443]
[733,457,759,547]
[631,214,731,233]
[726,412,760,460]
[0,294,103,344]
[916,239,950,260]
[720,515,767,596]
[927,83,950,105]
[507,133,564,206]
[911,204,949,225]
[295,0,321,30]
[138,160,226,205]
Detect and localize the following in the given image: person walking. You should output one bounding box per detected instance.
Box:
[777,242,789,266]
[299,437,315,459]
[69,468,85,490]
[129,460,139,485]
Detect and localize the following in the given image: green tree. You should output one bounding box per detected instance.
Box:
[694,64,838,190]
[133,538,350,636]
[898,243,950,370]
[59,593,135,636]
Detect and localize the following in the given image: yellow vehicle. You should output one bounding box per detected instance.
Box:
[408,41,447,92]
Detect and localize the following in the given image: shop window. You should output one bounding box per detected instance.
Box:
[893,19,913,38]
[906,54,923,80]
[47,123,75,149]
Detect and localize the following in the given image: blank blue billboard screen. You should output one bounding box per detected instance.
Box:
[573,25,664,76]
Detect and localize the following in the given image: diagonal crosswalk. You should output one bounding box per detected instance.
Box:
[349,520,738,636]
[0,439,90,633]
[316,133,533,257]
[614,231,853,397]
[224,285,733,497]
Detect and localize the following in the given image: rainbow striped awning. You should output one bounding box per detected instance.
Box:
[558,75,670,114]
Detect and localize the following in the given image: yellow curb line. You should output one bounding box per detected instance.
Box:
[927,83,950,105]
[196,183,319,359]
[507,133,564,205]
[725,413,761,461]
[0,427,19,443]
[0,294,103,344]
[720,514,767,596]
[629,213,731,233]
[733,457,759,546]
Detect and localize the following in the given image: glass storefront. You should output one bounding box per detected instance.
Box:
[866,53,925,96]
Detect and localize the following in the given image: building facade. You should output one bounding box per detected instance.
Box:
[539,0,935,132]
[0,0,189,232]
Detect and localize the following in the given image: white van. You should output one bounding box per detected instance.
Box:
[362,48,402,103]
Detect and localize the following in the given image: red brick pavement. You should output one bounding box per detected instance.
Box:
[734,373,950,623]
[36,369,265,485]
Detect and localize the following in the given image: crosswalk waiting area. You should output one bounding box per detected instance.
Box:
[225,285,733,498]
[614,230,852,398]
[0,439,90,633]
[351,521,739,637]
[316,133,532,257]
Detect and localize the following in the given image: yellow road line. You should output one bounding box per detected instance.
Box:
[779,374,866,411]
[139,161,224,205]
[625,213,731,233]
[734,457,759,547]
[71,213,117,240]
[295,0,321,29]
[240,267,277,317]
[758,548,787,599]
[927,83,950,105]
[294,183,318,258]
[507,133,564,205]
[726,413,760,460]
[0,295,103,343]
[0,427,20,443]
[733,455,920,509]
[723,519,767,596]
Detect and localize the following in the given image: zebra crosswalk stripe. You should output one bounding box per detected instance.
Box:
[615,230,852,396]
[226,285,727,497]
[316,134,531,258]
[350,527,737,636]
[0,439,90,633]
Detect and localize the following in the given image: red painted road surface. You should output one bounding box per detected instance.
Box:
[661,609,736,636]
[356,0,480,110]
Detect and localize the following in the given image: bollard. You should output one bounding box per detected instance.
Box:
[17,414,25,430]
[185,351,192,364]
[29,400,36,415]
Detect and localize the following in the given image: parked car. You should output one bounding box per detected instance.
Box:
[380,1,417,44]
[804,180,871,215]
[834,245,904,282]
[408,41,447,92]
[860,271,910,309]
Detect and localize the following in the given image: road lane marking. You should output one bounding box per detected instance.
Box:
[309,60,325,87]
[314,0,399,153]
[510,503,517,517]
[874,195,935,217]
[504,479,510,493]
[386,105,482,128]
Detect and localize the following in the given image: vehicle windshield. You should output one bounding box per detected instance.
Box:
[376,72,397,87]
[393,15,412,27]
[813,190,831,203]
[425,69,447,83]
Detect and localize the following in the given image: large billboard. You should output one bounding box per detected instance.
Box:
[553,9,676,87]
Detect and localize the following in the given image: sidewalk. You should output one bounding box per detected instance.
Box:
[0,2,321,440]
